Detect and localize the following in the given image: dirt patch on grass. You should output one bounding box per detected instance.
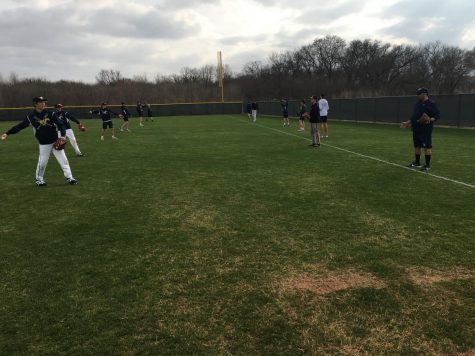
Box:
[407,267,474,286]
[277,269,385,296]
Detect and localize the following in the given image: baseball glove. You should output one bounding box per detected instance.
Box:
[53,138,67,150]
[78,123,86,132]
[417,113,431,125]
[399,121,410,128]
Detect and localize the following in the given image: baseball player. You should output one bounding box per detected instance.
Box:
[298,99,307,131]
[0,96,78,186]
[309,95,321,147]
[119,102,131,132]
[146,104,154,122]
[136,101,145,126]
[318,94,330,138]
[89,102,121,141]
[251,101,258,123]
[246,100,252,119]
[53,103,84,156]
[281,98,290,127]
[400,87,440,171]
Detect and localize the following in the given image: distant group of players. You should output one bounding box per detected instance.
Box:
[0,97,156,186]
[246,94,330,147]
[88,101,154,140]
[246,88,439,170]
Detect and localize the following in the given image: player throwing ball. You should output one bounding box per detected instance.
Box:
[89,102,121,141]
[1,96,78,186]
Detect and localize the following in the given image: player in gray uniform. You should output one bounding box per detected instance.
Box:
[1,96,78,186]
[53,103,83,156]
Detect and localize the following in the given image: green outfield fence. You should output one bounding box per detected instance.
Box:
[1,95,474,127]
[0,102,243,122]
[255,94,475,128]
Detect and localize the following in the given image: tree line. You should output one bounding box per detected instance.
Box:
[0,35,474,107]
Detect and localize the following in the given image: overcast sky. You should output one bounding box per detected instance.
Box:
[1,0,474,83]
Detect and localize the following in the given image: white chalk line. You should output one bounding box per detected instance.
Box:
[232,116,475,189]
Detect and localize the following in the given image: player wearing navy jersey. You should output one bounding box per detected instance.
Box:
[400,87,440,171]
[281,98,290,127]
[1,97,77,186]
[54,104,83,156]
[120,102,131,132]
[246,100,252,119]
[136,101,145,126]
[298,99,307,131]
[89,102,121,140]
[251,101,258,122]
[146,104,154,122]
[318,94,330,138]
[309,95,321,147]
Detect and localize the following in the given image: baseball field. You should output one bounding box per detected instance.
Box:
[0,114,474,354]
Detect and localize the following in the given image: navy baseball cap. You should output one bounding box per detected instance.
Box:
[33,96,47,103]
[416,87,429,95]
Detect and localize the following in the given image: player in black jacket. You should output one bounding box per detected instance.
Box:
[146,104,154,122]
[251,101,258,122]
[1,96,78,186]
[89,102,121,140]
[281,98,290,127]
[298,99,307,131]
[53,103,83,156]
[309,95,321,147]
[400,87,441,171]
[246,100,252,119]
[120,102,131,132]
[136,101,145,126]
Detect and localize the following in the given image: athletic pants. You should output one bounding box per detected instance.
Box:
[36,143,73,182]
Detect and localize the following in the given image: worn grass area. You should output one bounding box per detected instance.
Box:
[0,114,474,354]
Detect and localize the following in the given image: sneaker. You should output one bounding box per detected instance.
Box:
[140,123,144,127]
[36,180,47,187]
[76,153,84,157]
[112,136,119,140]
[120,128,124,132]
[126,129,131,132]
[407,161,421,168]
[420,165,431,172]
[66,178,78,185]
[101,136,104,141]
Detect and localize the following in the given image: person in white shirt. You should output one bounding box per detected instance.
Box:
[318,94,330,138]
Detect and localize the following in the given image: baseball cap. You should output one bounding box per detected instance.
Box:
[416,87,429,95]
[33,96,47,103]
[55,103,63,108]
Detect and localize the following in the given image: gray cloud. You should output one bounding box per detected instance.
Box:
[0,0,473,82]
[381,0,475,47]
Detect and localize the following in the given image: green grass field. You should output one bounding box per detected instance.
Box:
[0,115,474,354]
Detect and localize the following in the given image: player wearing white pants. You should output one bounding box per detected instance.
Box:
[58,128,82,155]
[54,103,83,156]
[1,96,78,186]
[37,143,74,183]
[251,101,258,122]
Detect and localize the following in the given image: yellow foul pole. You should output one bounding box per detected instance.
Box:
[217,51,224,102]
